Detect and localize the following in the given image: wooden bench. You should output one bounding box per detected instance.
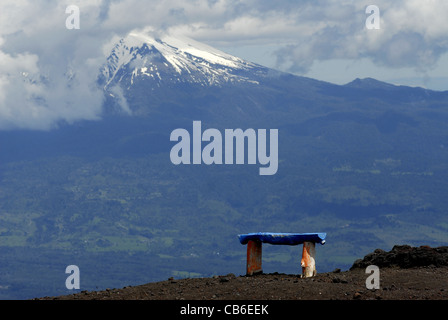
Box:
[238,232,327,278]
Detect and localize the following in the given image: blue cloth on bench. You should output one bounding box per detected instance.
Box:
[238,232,326,245]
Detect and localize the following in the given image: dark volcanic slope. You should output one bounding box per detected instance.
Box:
[36,246,448,300]
[351,245,448,269]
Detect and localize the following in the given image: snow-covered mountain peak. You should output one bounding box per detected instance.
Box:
[100,29,265,89]
[127,31,249,69]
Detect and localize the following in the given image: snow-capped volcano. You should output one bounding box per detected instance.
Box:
[100,30,266,90]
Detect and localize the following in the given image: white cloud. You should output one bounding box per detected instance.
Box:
[271,1,448,74]
[0,0,108,130]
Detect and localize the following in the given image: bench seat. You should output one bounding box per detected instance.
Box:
[238,232,327,277]
[238,232,326,246]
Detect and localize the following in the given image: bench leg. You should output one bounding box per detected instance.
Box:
[246,240,263,276]
[301,241,316,278]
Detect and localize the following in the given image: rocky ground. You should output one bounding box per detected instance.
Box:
[36,245,448,301]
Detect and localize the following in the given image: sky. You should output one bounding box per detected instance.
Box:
[0,0,447,130]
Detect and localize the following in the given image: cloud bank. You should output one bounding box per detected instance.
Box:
[1,0,447,130]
